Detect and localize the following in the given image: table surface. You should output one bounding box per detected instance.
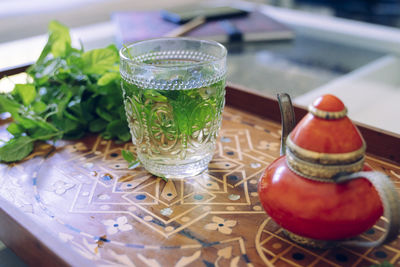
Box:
[1,105,400,267]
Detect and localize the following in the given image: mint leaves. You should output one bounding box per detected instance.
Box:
[0,136,34,162]
[82,45,119,75]
[0,21,130,162]
[14,84,36,106]
[121,149,140,169]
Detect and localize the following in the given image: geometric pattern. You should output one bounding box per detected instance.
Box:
[1,106,400,266]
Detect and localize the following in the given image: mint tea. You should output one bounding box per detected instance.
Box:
[120,38,227,178]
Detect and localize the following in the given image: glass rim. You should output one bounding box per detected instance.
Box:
[119,37,227,69]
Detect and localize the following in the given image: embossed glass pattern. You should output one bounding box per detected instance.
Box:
[120,38,227,178]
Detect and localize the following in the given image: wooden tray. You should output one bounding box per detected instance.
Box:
[1,82,400,267]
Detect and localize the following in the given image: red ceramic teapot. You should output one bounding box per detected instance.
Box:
[258,94,400,248]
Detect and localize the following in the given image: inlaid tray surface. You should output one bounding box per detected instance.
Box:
[1,106,400,267]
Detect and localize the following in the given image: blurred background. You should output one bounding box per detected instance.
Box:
[0,0,198,43]
[1,0,400,43]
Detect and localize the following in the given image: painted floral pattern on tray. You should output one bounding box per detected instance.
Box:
[204,216,237,235]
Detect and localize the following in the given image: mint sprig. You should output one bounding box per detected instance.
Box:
[0,21,130,162]
[121,149,140,169]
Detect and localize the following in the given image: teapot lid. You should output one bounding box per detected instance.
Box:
[286,94,366,179]
[309,94,347,119]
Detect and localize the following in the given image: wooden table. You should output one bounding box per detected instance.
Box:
[0,85,400,266]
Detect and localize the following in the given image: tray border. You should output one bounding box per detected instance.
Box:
[226,82,400,165]
[0,196,92,266]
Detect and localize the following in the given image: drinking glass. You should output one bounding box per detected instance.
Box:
[120,38,227,178]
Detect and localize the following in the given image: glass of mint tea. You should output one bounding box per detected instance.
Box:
[120,38,227,178]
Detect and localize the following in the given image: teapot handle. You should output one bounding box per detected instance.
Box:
[336,171,400,248]
[277,93,296,156]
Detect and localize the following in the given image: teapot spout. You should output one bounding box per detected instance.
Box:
[277,93,296,156]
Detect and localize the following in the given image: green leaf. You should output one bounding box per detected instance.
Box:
[51,39,68,58]
[14,84,36,106]
[121,149,135,162]
[62,127,85,139]
[63,110,82,123]
[101,131,113,140]
[49,21,71,58]
[37,21,71,63]
[7,123,24,136]
[51,115,80,133]
[82,47,119,75]
[16,112,58,132]
[33,101,47,114]
[106,120,129,138]
[122,150,140,170]
[13,116,37,130]
[0,94,21,115]
[29,128,59,141]
[95,107,114,122]
[117,131,131,142]
[66,54,84,69]
[32,117,59,132]
[89,118,107,133]
[0,136,34,162]
[105,120,121,138]
[56,89,72,118]
[128,160,140,169]
[78,99,95,122]
[144,90,168,102]
[97,72,119,86]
